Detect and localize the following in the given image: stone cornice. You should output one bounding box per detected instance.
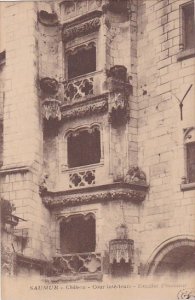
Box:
[61,93,108,121]
[41,182,149,209]
[62,11,102,42]
[0,165,31,175]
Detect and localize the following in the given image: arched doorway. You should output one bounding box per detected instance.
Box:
[146,236,195,276]
[60,213,96,254]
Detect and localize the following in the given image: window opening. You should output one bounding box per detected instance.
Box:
[67,127,101,168]
[68,44,96,79]
[182,2,195,50]
[60,214,96,254]
[186,142,195,183]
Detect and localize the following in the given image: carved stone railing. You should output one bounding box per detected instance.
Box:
[41,182,148,209]
[51,252,102,277]
[69,169,96,188]
[39,65,132,123]
[63,71,105,105]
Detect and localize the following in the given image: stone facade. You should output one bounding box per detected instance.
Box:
[0,0,194,281]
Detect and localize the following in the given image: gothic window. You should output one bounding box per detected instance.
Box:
[180,1,195,51]
[60,213,96,254]
[67,126,101,168]
[67,43,96,79]
[184,127,195,184]
[186,142,195,183]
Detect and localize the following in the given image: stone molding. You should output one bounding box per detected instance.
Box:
[41,182,148,209]
[61,94,108,121]
[145,236,195,276]
[62,11,102,42]
[0,165,30,175]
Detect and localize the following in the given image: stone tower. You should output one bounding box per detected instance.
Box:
[0,0,195,280]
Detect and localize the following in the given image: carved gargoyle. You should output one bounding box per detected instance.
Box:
[39,77,59,95]
[124,166,146,184]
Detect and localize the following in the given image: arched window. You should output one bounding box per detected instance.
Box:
[67,126,101,168]
[67,43,96,79]
[60,213,96,254]
[184,127,195,183]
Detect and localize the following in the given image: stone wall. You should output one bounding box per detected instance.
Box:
[1,2,51,260]
[137,0,195,266]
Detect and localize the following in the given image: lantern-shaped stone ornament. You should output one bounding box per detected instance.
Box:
[109,224,134,276]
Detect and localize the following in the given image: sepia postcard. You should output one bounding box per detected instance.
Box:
[0,0,195,299]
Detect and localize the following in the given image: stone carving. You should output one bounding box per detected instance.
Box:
[38,10,58,26]
[107,65,127,82]
[109,239,134,264]
[52,253,102,276]
[64,77,94,103]
[184,126,195,142]
[69,170,96,188]
[39,173,49,195]
[108,92,129,127]
[106,65,132,94]
[39,77,59,95]
[109,223,134,270]
[61,96,108,121]
[124,166,147,184]
[106,65,132,127]
[42,99,61,121]
[42,182,148,209]
[39,78,62,121]
[62,11,102,42]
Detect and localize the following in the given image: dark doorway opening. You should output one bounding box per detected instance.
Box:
[155,245,195,276]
